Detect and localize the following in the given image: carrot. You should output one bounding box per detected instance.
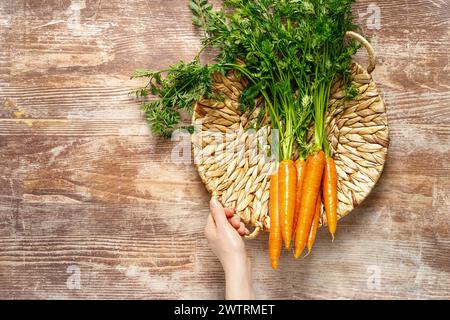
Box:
[307,193,322,254]
[323,156,338,240]
[294,151,325,258]
[279,160,297,250]
[269,169,281,270]
[293,159,307,233]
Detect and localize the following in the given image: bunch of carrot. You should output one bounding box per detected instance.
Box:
[269,150,337,270]
[262,0,358,270]
[268,77,341,270]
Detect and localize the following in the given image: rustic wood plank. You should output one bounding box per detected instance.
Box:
[0,130,449,299]
[1,0,449,124]
[0,180,449,299]
[0,0,449,299]
[2,84,450,124]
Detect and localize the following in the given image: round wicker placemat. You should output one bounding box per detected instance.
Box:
[192,32,389,239]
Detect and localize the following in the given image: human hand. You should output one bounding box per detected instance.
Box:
[204,198,249,269]
[204,197,254,300]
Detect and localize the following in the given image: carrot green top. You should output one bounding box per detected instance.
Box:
[133,0,360,159]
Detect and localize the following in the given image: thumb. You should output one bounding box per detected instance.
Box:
[210,197,227,225]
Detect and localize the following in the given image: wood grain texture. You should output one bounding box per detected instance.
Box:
[0,0,449,299]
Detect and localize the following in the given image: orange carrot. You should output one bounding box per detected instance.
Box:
[323,156,337,240]
[269,169,281,270]
[307,193,322,254]
[279,160,297,250]
[293,159,307,233]
[294,151,326,258]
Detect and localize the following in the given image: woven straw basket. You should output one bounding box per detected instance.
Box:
[192,31,389,239]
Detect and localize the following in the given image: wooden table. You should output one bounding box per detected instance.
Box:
[0,0,449,299]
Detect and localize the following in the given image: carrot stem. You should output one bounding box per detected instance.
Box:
[307,193,322,254]
[323,156,337,240]
[294,151,326,258]
[279,160,297,250]
[269,169,281,270]
[293,159,307,234]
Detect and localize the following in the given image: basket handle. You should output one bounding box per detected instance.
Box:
[244,225,261,240]
[345,31,376,74]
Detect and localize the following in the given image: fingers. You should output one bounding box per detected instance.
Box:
[210,197,249,236]
[224,207,235,218]
[228,214,250,235]
[228,214,241,229]
[210,197,228,225]
[237,222,248,236]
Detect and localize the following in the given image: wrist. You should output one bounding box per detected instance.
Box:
[223,256,254,300]
[222,254,249,275]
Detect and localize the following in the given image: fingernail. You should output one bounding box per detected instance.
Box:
[210,197,220,208]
